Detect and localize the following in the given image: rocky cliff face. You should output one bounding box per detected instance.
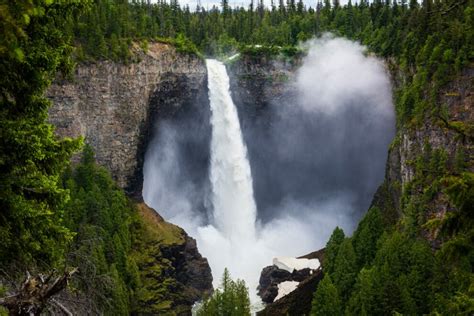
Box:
[227,55,308,220]
[227,55,299,120]
[397,67,473,186]
[48,43,208,195]
[371,65,474,242]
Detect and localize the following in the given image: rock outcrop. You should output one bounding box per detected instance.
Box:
[134,203,213,315]
[257,249,325,316]
[48,42,208,195]
[257,271,323,316]
[160,235,214,306]
[258,266,314,303]
[227,54,299,118]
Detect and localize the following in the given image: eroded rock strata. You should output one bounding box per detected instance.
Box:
[48,43,208,195]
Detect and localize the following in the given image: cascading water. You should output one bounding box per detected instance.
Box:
[196,59,321,306]
[195,60,268,303]
[206,59,257,244]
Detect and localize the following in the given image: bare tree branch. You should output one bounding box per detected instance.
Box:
[0,269,78,316]
[50,298,73,316]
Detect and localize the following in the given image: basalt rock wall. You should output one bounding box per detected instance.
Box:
[48,43,208,196]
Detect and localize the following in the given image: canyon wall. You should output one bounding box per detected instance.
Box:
[227,55,300,116]
[48,43,208,195]
[227,55,305,221]
[373,65,474,241]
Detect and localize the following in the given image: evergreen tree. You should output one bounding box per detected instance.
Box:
[63,145,139,315]
[311,274,342,316]
[197,268,251,316]
[345,267,379,315]
[0,0,85,267]
[322,226,345,275]
[332,238,357,303]
[352,207,384,268]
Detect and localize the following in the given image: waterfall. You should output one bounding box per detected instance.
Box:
[143,43,394,306]
[206,59,257,243]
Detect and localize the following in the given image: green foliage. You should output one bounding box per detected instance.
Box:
[60,0,474,86]
[322,227,345,275]
[343,232,436,315]
[237,44,304,60]
[0,286,6,315]
[352,207,384,268]
[345,267,379,315]
[311,274,342,316]
[130,202,189,315]
[401,146,449,236]
[63,145,140,315]
[317,147,472,316]
[444,172,474,221]
[211,33,239,58]
[435,172,474,265]
[332,238,357,303]
[0,0,85,268]
[169,33,202,56]
[197,268,250,316]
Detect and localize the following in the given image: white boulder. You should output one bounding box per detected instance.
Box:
[273,257,320,273]
[274,281,299,301]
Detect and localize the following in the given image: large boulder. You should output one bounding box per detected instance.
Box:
[257,249,325,315]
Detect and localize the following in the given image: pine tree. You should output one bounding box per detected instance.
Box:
[332,239,357,303]
[63,146,139,315]
[322,227,345,275]
[0,0,84,267]
[197,268,251,316]
[311,274,342,316]
[345,267,379,315]
[352,207,384,268]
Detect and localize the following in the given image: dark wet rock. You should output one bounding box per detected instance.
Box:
[258,265,315,304]
[257,270,324,316]
[258,265,292,303]
[257,249,325,314]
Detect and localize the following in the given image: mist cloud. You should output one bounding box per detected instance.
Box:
[297,35,393,116]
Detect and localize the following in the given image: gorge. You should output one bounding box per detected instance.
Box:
[47,36,396,309]
[45,32,473,313]
[141,37,396,306]
[1,1,472,315]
